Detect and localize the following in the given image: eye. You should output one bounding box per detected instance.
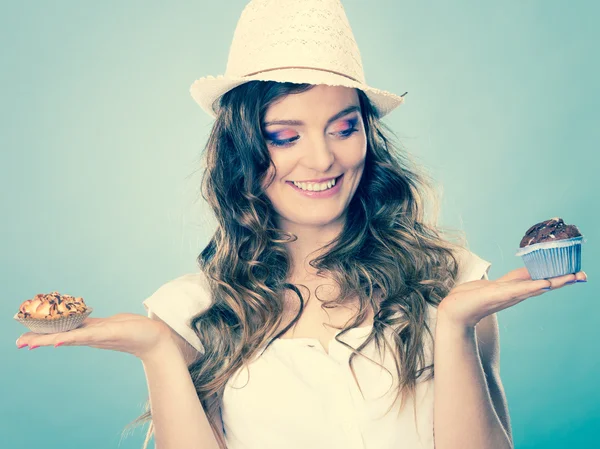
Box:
[334,127,358,138]
[267,135,300,148]
[264,129,300,148]
[331,117,360,139]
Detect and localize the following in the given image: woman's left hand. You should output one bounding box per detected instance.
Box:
[437,268,588,329]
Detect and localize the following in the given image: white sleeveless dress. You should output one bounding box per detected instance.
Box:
[143,248,491,449]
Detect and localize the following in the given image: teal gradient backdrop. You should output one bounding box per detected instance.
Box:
[1,1,597,448]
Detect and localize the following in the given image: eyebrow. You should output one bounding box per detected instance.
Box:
[263,105,361,127]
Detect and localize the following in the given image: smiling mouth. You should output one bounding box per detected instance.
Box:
[286,174,344,191]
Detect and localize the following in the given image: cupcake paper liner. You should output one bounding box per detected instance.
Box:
[14,308,93,334]
[515,237,584,280]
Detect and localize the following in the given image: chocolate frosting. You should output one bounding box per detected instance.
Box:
[519,217,581,248]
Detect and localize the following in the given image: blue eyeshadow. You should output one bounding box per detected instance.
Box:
[345,117,358,128]
[264,130,289,140]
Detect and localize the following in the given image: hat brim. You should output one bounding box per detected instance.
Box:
[189,68,405,118]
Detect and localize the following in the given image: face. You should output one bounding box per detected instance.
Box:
[261,85,367,229]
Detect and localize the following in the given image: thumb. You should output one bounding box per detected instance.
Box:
[496,267,531,283]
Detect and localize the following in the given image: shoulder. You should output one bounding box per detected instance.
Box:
[446,247,497,363]
[421,247,492,359]
[426,247,492,320]
[142,271,214,354]
[145,272,212,302]
[426,247,501,382]
[451,246,492,286]
[143,272,213,313]
[433,248,512,438]
[424,247,501,375]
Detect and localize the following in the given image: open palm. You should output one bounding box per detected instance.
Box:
[15,313,172,360]
[438,267,587,328]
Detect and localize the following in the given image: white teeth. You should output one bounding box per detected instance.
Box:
[293,178,337,192]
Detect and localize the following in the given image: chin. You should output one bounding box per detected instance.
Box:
[282,209,345,228]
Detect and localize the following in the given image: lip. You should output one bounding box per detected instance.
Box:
[286,174,344,198]
[289,175,340,183]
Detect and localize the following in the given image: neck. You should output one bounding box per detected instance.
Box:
[279,217,345,283]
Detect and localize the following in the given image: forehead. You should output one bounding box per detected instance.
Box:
[264,85,360,122]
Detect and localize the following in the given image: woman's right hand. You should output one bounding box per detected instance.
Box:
[15,313,174,361]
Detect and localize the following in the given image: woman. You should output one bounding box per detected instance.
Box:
[15,1,585,449]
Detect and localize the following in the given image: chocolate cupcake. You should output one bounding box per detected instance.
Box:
[14,291,92,334]
[516,217,584,280]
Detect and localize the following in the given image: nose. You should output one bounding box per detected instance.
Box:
[302,135,335,173]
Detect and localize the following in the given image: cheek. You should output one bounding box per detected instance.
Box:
[358,130,368,158]
[337,135,367,167]
[263,134,367,190]
[266,150,298,180]
[262,152,290,194]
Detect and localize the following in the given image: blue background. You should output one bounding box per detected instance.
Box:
[1,1,597,448]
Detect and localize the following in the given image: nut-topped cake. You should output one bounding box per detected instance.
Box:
[15,291,92,334]
[17,292,88,320]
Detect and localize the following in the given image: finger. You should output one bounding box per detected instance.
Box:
[16,322,99,349]
[499,268,587,285]
[542,272,579,289]
[536,271,587,292]
[16,332,36,348]
[496,267,531,283]
[451,278,552,315]
[451,267,531,295]
[450,268,542,297]
[17,331,72,349]
[16,317,105,345]
[482,271,585,311]
[513,276,577,301]
[496,269,584,293]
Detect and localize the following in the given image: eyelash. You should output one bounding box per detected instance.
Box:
[267,126,359,148]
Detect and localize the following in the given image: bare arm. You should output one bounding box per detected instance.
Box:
[433,274,513,449]
[16,312,225,449]
[432,264,584,448]
[142,313,224,449]
[475,310,512,442]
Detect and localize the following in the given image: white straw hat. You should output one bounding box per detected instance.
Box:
[189,0,406,118]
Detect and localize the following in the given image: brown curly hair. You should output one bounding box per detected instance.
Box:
[130,81,466,448]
